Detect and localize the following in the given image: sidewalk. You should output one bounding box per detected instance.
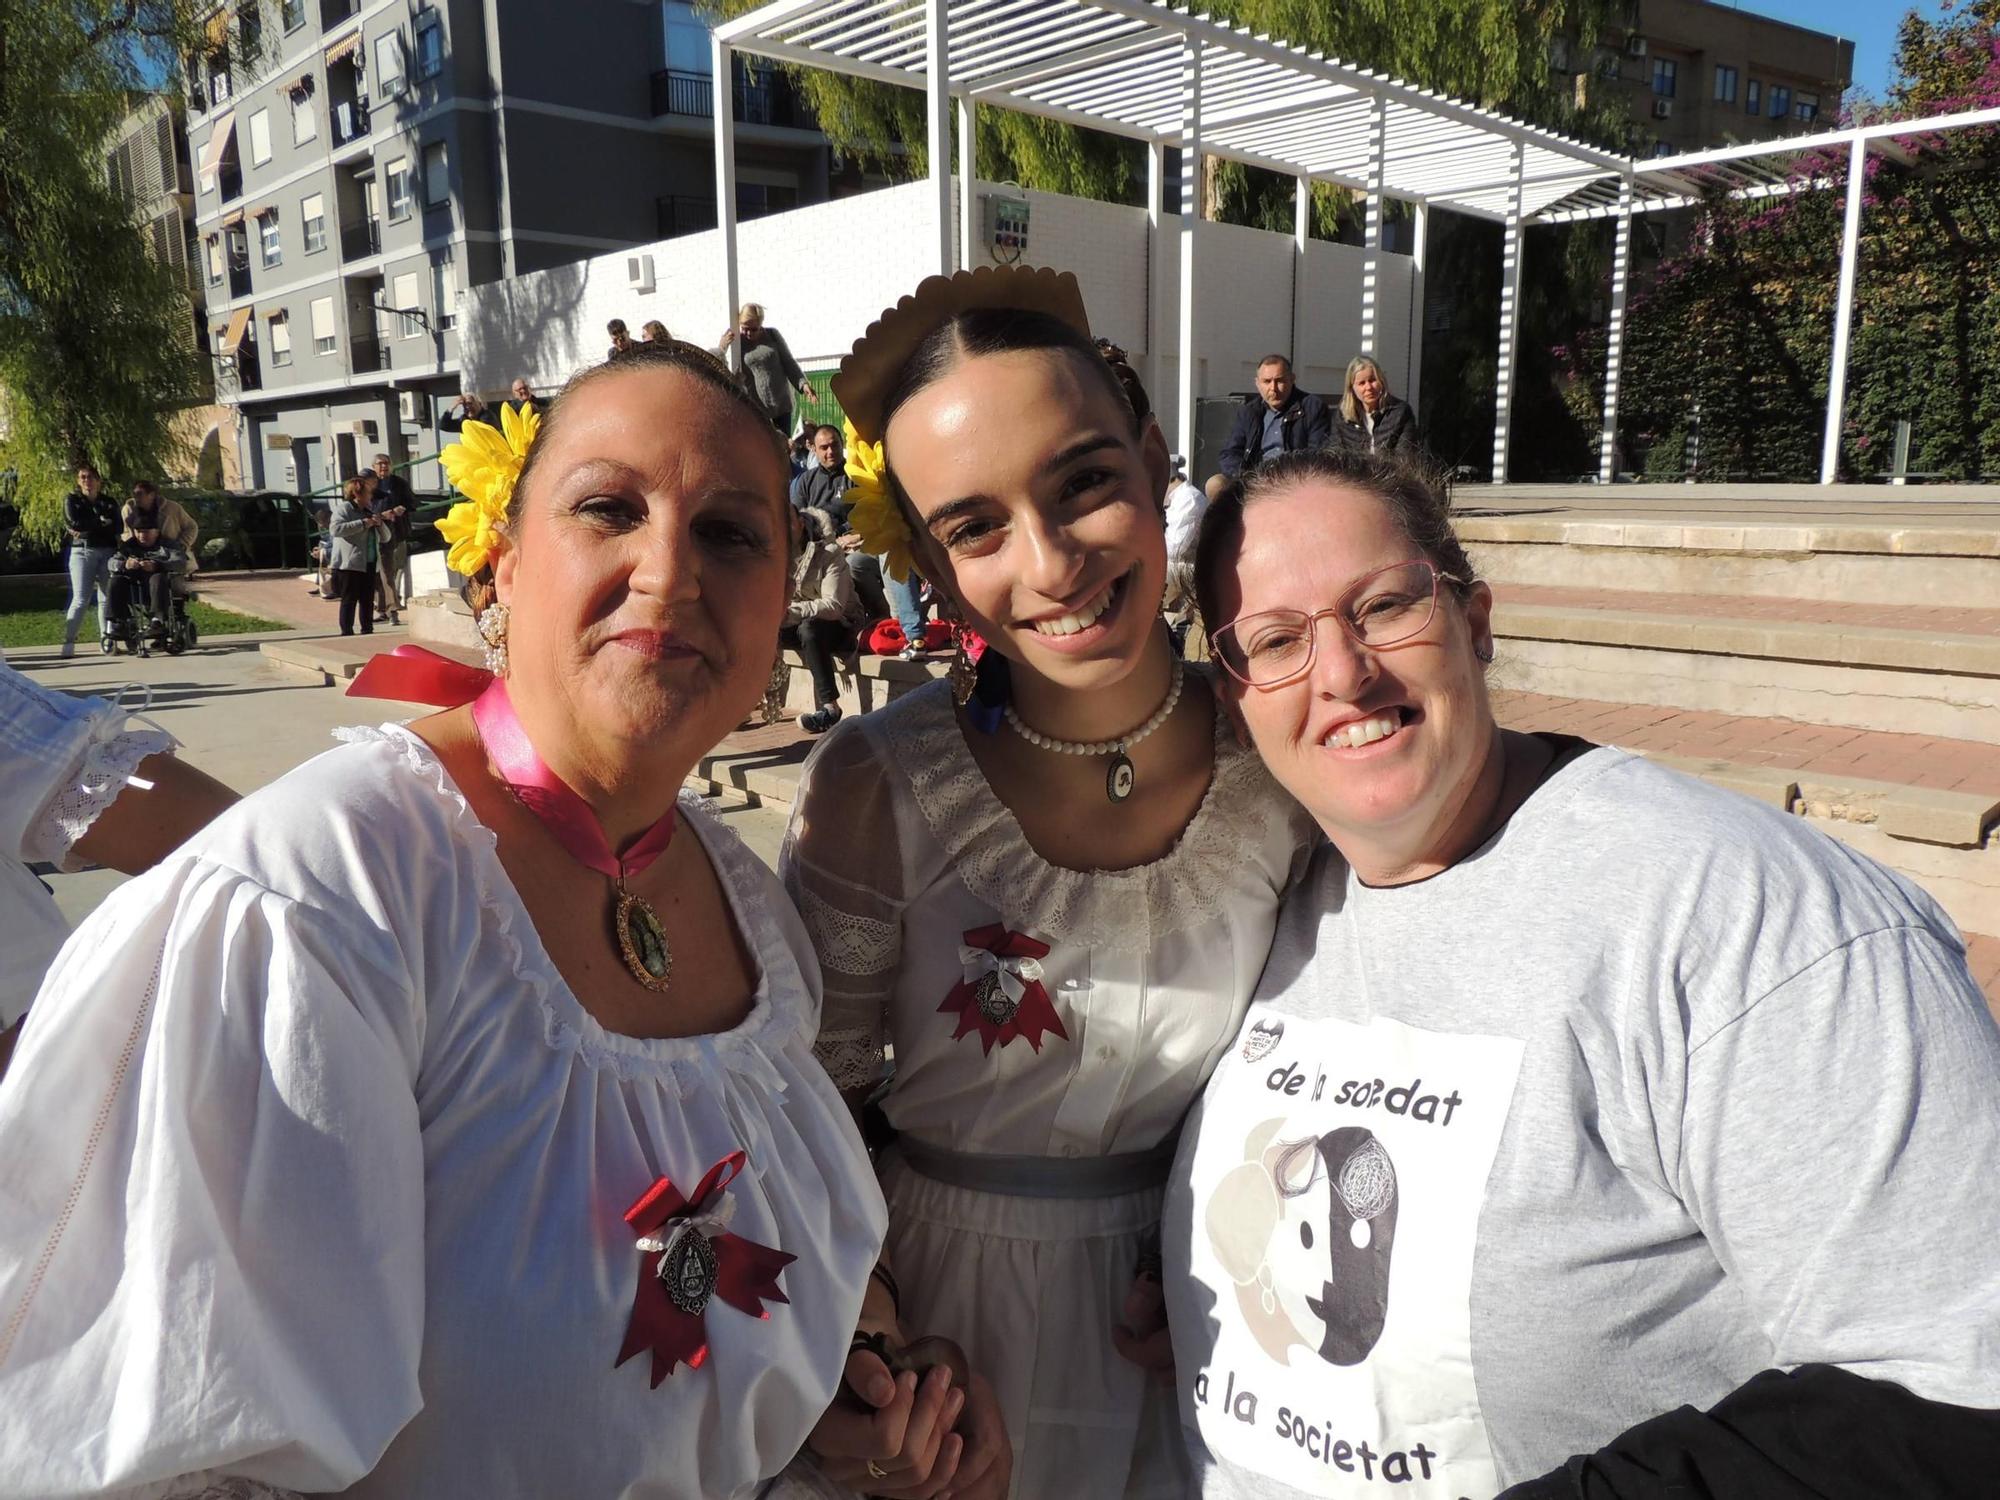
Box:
[1494,583,2000,639]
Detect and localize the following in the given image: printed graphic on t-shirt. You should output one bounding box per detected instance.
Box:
[1185,1013,1524,1497]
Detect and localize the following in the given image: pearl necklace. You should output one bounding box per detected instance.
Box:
[1003,658,1185,804]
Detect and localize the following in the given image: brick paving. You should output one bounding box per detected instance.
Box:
[1494,583,2000,638]
[1491,689,2000,797]
[197,569,392,634]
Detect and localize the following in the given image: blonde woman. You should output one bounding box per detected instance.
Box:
[719,301,813,433]
[1332,354,1421,456]
[785,268,1315,1498]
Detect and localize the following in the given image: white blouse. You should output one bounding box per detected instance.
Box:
[788,678,1316,1155]
[0,725,886,1499]
[0,662,173,1028]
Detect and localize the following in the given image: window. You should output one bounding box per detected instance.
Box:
[204,235,224,286]
[1795,92,1819,123]
[386,158,412,219]
[391,272,422,338]
[433,253,457,329]
[282,0,306,32]
[414,9,444,80]
[422,141,448,207]
[374,31,405,97]
[237,7,261,54]
[1651,140,1676,159]
[662,0,708,72]
[258,211,282,267]
[248,108,272,166]
[1651,58,1677,97]
[1769,85,1791,119]
[225,224,249,272]
[301,192,326,253]
[310,296,337,355]
[1714,65,1737,104]
[207,52,231,106]
[269,311,292,366]
[291,83,318,145]
[1746,78,1761,114]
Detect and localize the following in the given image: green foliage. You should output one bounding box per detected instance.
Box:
[0,579,286,648]
[1579,1,2000,481]
[0,1,207,544]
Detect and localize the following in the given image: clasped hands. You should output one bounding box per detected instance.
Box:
[807,1317,1010,1499]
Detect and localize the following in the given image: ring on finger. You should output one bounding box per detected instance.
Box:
[866,1460,888,1480]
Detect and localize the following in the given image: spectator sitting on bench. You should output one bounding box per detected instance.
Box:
[789,423,852,534]
[1208,353,1330,501]
[781,507,862,736]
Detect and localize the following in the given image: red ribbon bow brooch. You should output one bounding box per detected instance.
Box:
[939,923,1069,1054]
[617,1151,796,1387]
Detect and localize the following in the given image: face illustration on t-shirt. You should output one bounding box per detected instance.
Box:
[1184,1012,1524,1497]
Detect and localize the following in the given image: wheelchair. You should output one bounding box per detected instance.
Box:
[100,571,199,657]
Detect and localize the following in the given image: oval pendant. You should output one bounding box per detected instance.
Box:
[974,970,1019,1028]
[615,888,674,992]
[1106,752,1136,803]
[659,1225,719,1316]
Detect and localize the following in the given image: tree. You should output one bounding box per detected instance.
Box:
[0,0,208,545]
[1569,1,2000,481]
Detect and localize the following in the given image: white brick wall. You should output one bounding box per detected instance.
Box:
[463,178,1415,430]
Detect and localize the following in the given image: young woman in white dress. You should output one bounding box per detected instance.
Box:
[786,268,1314,1498]
[0,343,886,1499]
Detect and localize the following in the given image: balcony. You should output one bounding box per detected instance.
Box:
[350,336,386,375]
[656,194,717,239]
[340,217,381,262]
[221,350,262,394]
[217,161,242,203]
[331,97,371,147]
[648,68,808,127]
[227,261,253,299]
[320,0,359,25]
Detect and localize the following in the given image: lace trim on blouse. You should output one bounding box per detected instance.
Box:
[814,1026,885,1092]
[877,678,1312,953]
[334,725,798,1094]
[24,697,175,871]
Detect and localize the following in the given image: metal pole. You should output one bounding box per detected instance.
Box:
[1599,179,1632,484]
[1177,37,1201,463]
[1821,134,1867,484]
[1407,201,1427,416]
[1146,140,1165,414]
[1491,141,1526,483]
[1360,96,1386,358]
[957,94,976,271]
[1292,175,1310,372]
[712,34,740,374]
[926,0,953,276]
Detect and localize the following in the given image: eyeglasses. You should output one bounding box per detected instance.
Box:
[1212,559,1464,689]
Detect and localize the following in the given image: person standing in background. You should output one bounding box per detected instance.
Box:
[507,378,543,418]
[641,320,671,346]
[607,318,638,361]
[328,475,381,636]
[60,465,121,657]
[371,454,415,626]
[718,302,813,434]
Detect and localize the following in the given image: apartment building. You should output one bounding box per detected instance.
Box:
[104,94,246,487]
[1569,0,1854,155]
[187,0,834,494]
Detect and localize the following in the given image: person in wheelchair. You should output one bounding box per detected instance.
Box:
[105,522,189,647]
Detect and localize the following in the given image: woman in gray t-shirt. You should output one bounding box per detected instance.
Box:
[1162,446,2000,1500]
[717,301,813,433]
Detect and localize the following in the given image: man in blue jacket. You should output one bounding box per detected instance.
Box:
[1207,355,1330,500]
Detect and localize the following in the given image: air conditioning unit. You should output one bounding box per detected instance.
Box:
[626,253,655,294]
[398,389,423,423]
[1653,98,1674,119]
[1627,35,1648,58]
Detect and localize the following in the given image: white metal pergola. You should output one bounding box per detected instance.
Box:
[712,0,2000,484]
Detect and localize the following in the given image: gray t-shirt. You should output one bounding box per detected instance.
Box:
[1163,746,2000,1499]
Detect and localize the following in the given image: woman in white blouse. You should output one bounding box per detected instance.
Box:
[0,343,886,1499]
[785,268,1313,1497]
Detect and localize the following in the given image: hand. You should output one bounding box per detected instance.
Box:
[809,1345,966,1498]
[837,532,864,552]
[719,326,738,344]
[939,1372,1010,1500]
[800,379,815,398]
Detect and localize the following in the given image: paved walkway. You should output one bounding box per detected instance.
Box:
[1490,689,2000,796]
[1496,583,2000,638]
[199,568,377,632]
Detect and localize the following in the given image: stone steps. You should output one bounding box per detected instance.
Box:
[1488,584,2000,744]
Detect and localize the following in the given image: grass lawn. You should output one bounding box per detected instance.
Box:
[0,580,289,649]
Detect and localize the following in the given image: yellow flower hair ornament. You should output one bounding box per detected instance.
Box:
[843,418,917,583]
[436,401,539,576]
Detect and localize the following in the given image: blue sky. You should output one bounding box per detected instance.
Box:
[1724,0,1953,99]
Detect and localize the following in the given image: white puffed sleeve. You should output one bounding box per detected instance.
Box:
[0,855,427,1500]
[780,718,908,1095]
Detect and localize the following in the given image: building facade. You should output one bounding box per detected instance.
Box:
[187,0,835,494]
[1571,0,1855,156]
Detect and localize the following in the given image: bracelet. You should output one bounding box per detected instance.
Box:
[868,1261,901,1317]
